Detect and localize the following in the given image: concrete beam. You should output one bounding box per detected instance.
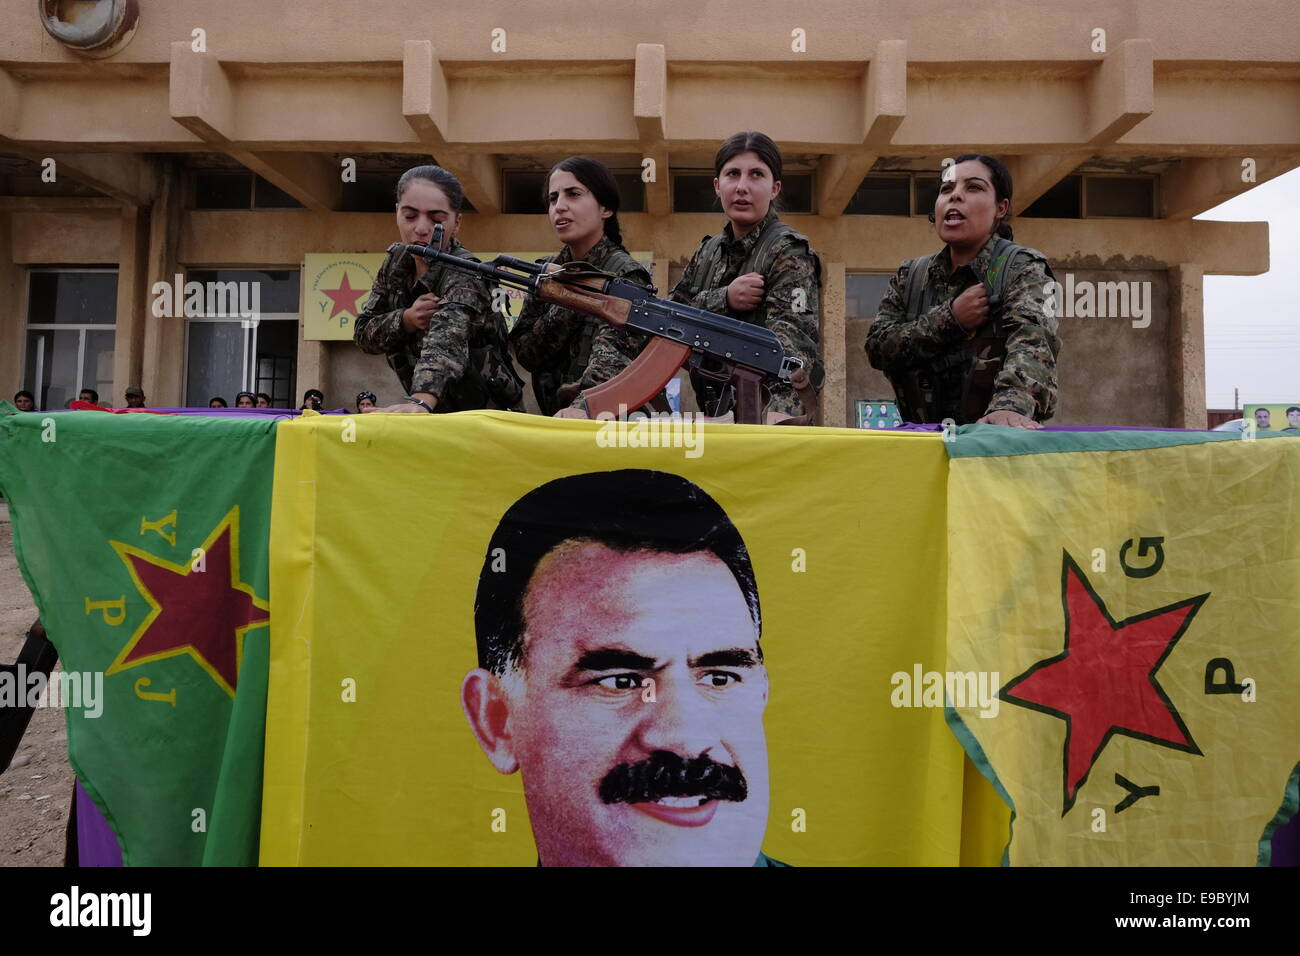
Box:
[1086,38,1154,145]
[635,44,670,217]
[402,39,450,148]
[228,149,342,212]
[169,41,235,144]
[39,152,157,206]
[817,40,905,215]
[1161,154,1300,220]
[1007,152,1088,216]
[0,196,122,211]
[0,69,18,138]
[1168,262,1206,428]
[113,206,150,404]
[438,152,501,216]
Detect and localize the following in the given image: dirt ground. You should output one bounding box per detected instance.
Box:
[0,501,74,867]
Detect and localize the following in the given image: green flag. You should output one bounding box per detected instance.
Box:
[0,409,274,865]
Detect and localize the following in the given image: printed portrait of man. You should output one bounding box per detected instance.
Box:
[1254,406,1271,430]
[1283,406,1300,431]
[461,469,782,866]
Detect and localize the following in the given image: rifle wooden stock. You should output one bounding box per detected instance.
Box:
[537,276,632,327]
[579,337,691,418]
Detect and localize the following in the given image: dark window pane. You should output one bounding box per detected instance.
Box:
[188,270,300,314]
[777,173,812,214]
[1086,176,1154,218]
[27,272,118,325]
[914,174,941,218]
[25,329,80,409]
[614,172,645,213]
[195,172,252,209]
[503,171,547,215]
[845,175,910,216]
[342,172,399,212]
[253,176,303,209]
[672,174,719,213]
[185,322,247,407]
[1021,175,1082,218]
[845,274,893,317]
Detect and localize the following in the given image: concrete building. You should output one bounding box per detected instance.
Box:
[2,0,1297,425]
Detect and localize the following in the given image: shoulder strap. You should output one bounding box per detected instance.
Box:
[904,253,938,320]
[744,220,796,278]
[685,234,727,298]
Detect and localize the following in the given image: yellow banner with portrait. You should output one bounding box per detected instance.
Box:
[261,411,1006,866]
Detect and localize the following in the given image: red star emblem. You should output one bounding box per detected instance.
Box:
[106,507,270,697]
[1002,552,1207,813]
[321,272,367,319]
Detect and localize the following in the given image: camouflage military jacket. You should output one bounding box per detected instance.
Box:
[510,235,653,416]
[353,239,522,412]
[865,236,1060,423]
[668,208,822,417]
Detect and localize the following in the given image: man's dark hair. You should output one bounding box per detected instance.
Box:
[545,156,625,246]
[13,390,34,403]
[474,469,761,677]
[256,392,272,405]
[1286,406,1300,416]
[79,388,99,403]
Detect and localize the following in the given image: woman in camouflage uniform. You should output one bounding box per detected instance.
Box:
[865,154,1060,429]
[354,165,522,414]
[668,131,822,421]
[510,157,654,416]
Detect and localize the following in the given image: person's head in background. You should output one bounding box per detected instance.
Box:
[124,385,146,408]
[13,390,35,412]
[235,392,256,408]
[209,397,228,408]
[79,388,99,405]
[357,391,378,413]
[302,388,324,411]
[255,393,272,408]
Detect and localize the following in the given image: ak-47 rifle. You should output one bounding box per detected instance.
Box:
[401,225,817,425]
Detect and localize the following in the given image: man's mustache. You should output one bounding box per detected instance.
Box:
[599,750,748,805]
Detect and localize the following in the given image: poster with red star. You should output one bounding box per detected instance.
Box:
[304,254,387,340]
[944,427,1300,865]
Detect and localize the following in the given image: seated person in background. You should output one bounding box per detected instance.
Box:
[209,397,228,408]
[79,388,99,405]
[235,392,256,408]
[13,390,36,412]
[301,388,324,411]
[255,392,272,408]
[357,391,378,413]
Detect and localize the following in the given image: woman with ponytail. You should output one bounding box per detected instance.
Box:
[510,156,655,416]
[865,154,1060,429]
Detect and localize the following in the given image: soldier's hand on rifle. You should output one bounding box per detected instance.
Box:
[726,273,765,312]
[401,294,441,334]
[951,284,989,331]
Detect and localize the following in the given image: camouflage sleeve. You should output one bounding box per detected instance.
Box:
[668,244,729,315]
[409,270,488,401]
[761,241,822,417]
[984,255,1061,421]
[353,252,408,355]
[509,291,575,373]
[575,265,654,392]
[864,261,968,374]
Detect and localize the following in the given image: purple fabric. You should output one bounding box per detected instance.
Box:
[75,779,123,867]
[1272,809,1300,866]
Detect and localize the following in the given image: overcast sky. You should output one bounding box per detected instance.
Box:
[1198,166,1300,411]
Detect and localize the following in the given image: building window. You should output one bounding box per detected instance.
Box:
[183,270,300,408]
[24,270,117,410]
[1084,175,1155,218]
[343,172,400,212]
[193,171,305,209]
[1021,175,1083,219]
[846,274,893,318]
[845,175,910,216]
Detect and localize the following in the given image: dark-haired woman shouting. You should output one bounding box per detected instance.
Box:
[668,131,822,422]
[510,157,655,416]
[355,164,522,414]
[865,154,1060,429]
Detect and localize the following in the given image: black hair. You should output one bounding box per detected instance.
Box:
[14,390,34,403]
[929,153,1015,240]
[1287,407,1300,415]
[714,131,784,214]
[474,469,762,677]
[545,156,624,246]
[256,392,272,404]
[209,396,228,408]
[235,391,255,403]
[303,388,324,402]
[79,387,99,403]
[395,164,466,213]
[356,390,377,410]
